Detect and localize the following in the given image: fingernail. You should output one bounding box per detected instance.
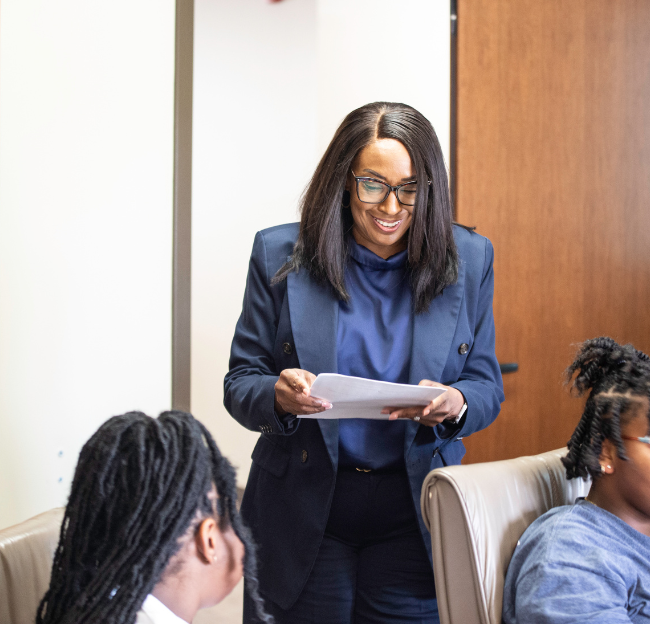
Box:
[424,410,430,416]
[325,404,333,410]
[388,414,397,420]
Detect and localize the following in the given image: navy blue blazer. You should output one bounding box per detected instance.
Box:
[224,222,504,610]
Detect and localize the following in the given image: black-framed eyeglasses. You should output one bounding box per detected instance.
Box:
[351,170,430,206]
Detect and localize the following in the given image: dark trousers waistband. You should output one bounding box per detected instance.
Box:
[338,464,406,476]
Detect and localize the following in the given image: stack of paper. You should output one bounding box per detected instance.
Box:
[298,373,446,420]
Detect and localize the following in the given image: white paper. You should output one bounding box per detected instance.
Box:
[297,373,446,420]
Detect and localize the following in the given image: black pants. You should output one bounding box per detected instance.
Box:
[246,468,439,624]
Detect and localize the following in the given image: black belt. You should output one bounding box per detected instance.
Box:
[339,464,405,476]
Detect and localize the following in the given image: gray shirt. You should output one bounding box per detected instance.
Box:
[502,499,650,623]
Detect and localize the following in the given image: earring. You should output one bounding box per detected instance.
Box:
[212,554,218,564]
[342,190,351,209]
[600,465,605,474]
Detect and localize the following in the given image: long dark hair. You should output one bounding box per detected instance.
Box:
[273,101,460,314]
[562,337,650,481]
[37,411,272,624]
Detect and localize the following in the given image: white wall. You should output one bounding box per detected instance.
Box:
[317,0,451,161]
[192,0,451,486]
[192,0,320,482]
[0,1,176,529]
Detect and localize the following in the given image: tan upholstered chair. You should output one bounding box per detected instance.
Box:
[0,508,64,624]
[420,448,591,624]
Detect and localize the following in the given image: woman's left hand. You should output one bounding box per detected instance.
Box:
[381,380,465,427]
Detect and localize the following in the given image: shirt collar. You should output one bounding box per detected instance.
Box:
[139,594,190,624]
[347,237,408,271]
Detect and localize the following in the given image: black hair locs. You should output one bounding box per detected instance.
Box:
[273,101,469,315]
[562,337,650,481]
[37,410,273,624]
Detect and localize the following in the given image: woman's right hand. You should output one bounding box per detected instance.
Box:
[274,369,332,416]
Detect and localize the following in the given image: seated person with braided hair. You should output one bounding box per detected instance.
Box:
[36,410,273,624]
[502,337,650,624]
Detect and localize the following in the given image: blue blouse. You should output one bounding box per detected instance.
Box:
[337,238,413,470]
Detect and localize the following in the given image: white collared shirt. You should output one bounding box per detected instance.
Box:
[135,594,190,624]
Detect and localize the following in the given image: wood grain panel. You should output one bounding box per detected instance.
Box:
[456,0,650,463]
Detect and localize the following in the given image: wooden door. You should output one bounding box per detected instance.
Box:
[456,0,650,463]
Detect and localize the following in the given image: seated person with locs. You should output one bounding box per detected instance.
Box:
[36,410,273,624]
[502,337,650,624]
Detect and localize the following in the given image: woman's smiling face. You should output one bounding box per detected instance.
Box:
[347,139,415,259]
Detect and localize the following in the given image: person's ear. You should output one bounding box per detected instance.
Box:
[345,167,356,192]
[599,438,617,475]
[195,517,224,565]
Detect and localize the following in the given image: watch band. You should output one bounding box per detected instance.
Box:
[452,401,468,425]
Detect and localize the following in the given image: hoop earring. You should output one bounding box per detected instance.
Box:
[342,190,351,209]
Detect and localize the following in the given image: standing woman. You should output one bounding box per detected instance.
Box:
[225,102,504,623]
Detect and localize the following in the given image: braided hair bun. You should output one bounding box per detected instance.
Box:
[562,337,650,481]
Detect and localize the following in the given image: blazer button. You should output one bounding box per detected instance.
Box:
[283,342,293,355]
[301,450,308,463]
[458,343,469,355]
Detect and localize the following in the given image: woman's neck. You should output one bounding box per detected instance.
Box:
[587,481,650,537]
[151,578,199,623]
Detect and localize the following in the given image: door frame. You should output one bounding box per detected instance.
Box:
[172,0,193,411]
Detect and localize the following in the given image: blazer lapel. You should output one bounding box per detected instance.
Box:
[287,269,339,468]
[404,258,466,455]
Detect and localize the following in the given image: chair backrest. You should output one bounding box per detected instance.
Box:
[0,508,64,624]
[420,448,591,624]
